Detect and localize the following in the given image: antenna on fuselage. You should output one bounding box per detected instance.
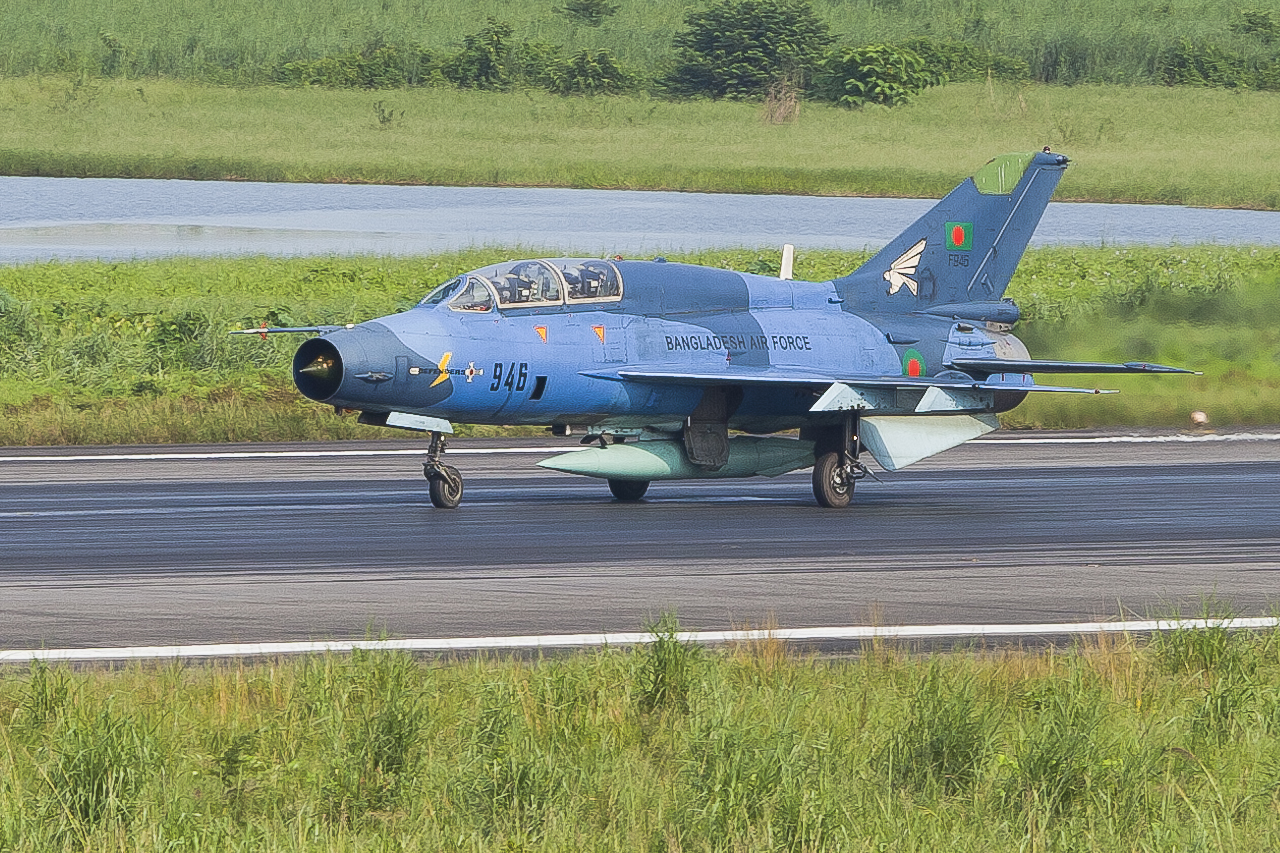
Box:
[779,244,795,280]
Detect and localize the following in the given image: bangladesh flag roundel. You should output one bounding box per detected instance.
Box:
[945,221,972,251]
[902,348,925,377]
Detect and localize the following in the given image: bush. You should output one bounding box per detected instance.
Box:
[1231,9,1279,44]
[661,0,833,99]
[441,19,516,90]
[814,44,933,108]
[900,37,1030,83]
[1158,39,1252,88]
[273,40,435,89]
[544,49,632,95]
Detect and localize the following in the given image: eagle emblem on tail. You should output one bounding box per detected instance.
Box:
[883,239,926,296]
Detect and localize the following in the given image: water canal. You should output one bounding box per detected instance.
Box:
[2,176,1278,264]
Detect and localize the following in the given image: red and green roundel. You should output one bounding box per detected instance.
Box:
[945,221,973,251]
[902,348,925,377]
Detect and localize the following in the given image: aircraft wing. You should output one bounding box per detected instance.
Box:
[229,325,352,336]
[580,365,1116,395]
[948,358,1196,375]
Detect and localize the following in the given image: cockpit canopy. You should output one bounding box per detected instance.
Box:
[419,258,624,314]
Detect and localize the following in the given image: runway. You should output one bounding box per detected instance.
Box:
[2,433,1279,651]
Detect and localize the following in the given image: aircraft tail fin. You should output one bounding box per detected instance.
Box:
[832,151,1068,312]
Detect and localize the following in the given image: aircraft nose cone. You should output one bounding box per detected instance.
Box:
[292,324,399,403]
[292,322,455,409]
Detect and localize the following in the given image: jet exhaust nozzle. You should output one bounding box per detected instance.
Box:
[293,337,344,401]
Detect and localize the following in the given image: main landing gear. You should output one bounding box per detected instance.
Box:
[807,413,873,509]
[608,479,650,501]
[423,430,464,509]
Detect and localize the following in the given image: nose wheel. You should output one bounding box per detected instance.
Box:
[423,431,464,509]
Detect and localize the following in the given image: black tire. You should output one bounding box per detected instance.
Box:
[428,465,464,509]
[608,479,650,501]
[812,451,853,508]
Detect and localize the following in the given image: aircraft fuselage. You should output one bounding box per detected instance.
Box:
[293,259,1028,434]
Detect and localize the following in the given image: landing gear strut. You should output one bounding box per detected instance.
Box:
[423,431,463,509]
[809,413,872,508]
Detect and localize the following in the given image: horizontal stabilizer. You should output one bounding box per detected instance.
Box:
[860,414,1000,472]
[949,358,1195,375]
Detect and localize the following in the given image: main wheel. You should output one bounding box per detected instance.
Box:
[608,479,650,501]
[811,451,853,508]
[427,465,464,509]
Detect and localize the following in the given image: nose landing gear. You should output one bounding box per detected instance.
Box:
[423,431,464,509]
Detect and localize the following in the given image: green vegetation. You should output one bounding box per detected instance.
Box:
[3,77,1280,207]
[3,0,1280,91]
[0,245,1275,445]
[3,619,1280,851]
[660,0,834,99]
[814,43,934,108]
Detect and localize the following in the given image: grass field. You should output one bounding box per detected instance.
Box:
[2,619,1280,851]
[3,78,1280,207]
[1,0,1275,86]
[1,245,1275,445]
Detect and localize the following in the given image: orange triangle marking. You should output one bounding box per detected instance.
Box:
[592,325,606,343]
[535,326,548,343]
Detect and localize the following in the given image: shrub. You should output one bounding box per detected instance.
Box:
[1158,39,1252,88]
[273,41,435,88]
[814,44,933,108]
[442,19,515,90]
[1231,9,1279,44]
[900,37,1030,83]
[544,49,632,95]
[661,0,833,99]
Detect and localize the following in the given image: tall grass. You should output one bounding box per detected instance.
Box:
[1,245,1276,444]
[0,0,1274,86]
[3,77,1280,207]
[4,622,1280,850]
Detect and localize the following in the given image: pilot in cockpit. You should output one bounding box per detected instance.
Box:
[578,264,606,298]
[562,266,583,300]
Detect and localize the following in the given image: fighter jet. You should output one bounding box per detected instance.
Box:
[241,151,1191,508]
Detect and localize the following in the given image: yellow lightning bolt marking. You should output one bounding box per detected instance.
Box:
[430,351,452,387]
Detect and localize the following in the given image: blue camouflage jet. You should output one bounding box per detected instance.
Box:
[244,150,1192,508]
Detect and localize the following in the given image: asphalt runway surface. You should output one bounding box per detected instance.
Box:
[2,433,1279,651]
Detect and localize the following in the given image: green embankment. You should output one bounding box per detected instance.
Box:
[2,622,1280,851]
[3,78,1280,207]
[1,246,1275,445]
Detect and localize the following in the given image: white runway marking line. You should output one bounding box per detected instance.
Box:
[0,447,570,463]
[978,433,1280,445]
[5,617,1279,663]
[3,433,1279,464]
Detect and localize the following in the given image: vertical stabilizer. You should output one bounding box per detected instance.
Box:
[833,151,1068,312]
